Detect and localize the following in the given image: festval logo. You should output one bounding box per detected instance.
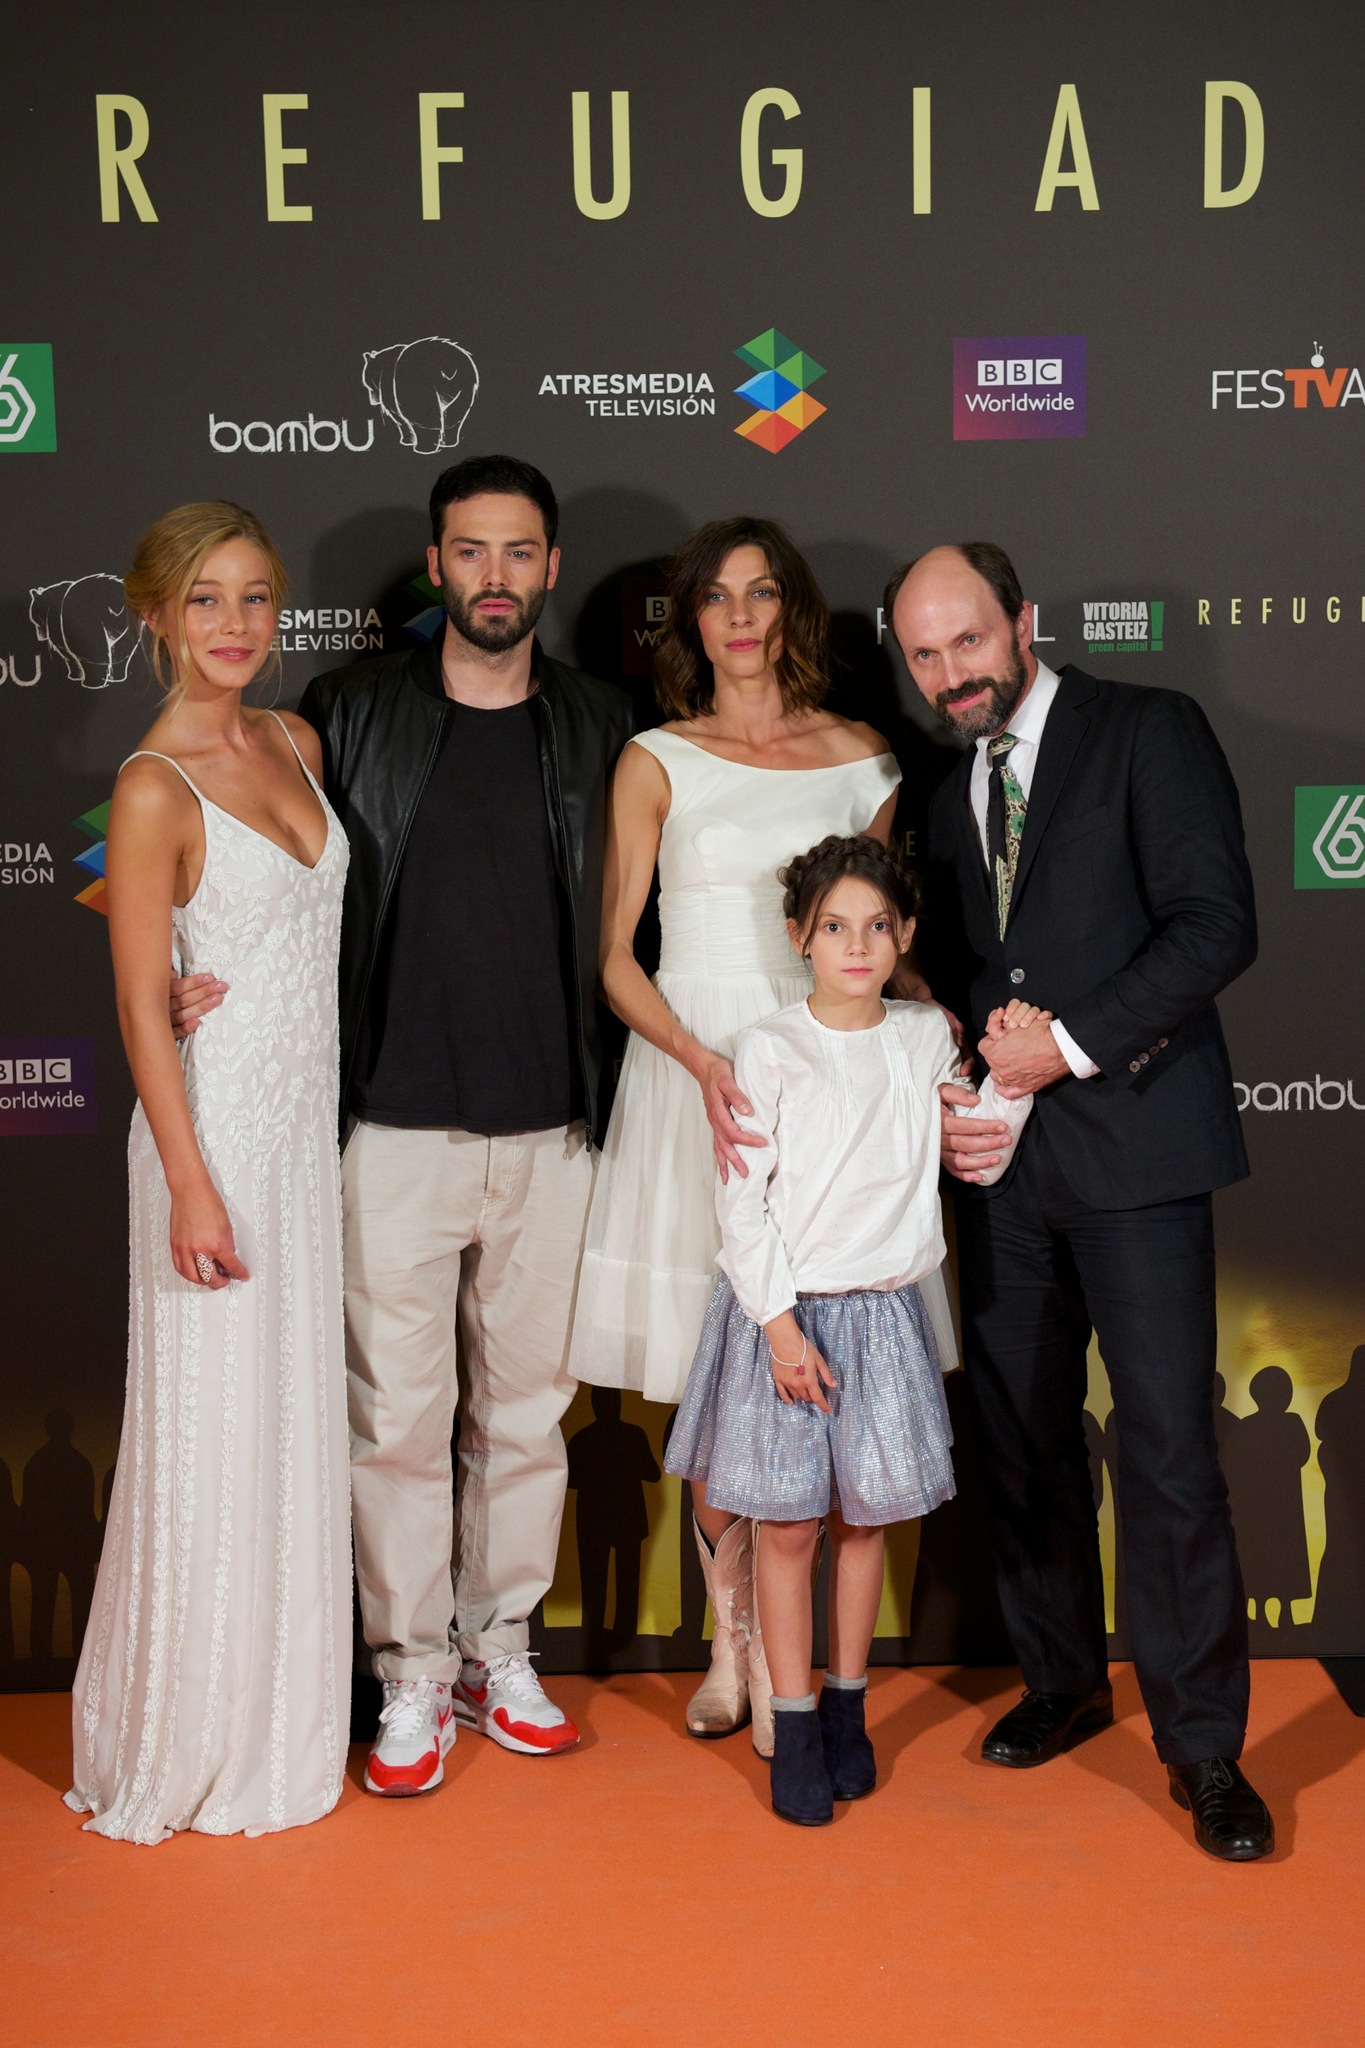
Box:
[733,329,825,453]
[1295,787,1365,889]
[72,801,111,914]
[953,335,1086,441]
[0,1036,97,1136]
[0,345,57,453]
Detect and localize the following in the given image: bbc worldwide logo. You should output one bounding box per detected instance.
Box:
[1295,788,1365,889]
[953,335,1085,442]
[0,1036,97,1134]
[0,346,57,453]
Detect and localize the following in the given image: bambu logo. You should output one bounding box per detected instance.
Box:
[1296,787,1365,888]
[1211,341,1365,411]
[1083,600,1164,653]
[733,329,825,453]
[1236,1076,1365,1111]
[954,335,1085,441]
[364,336,478,452]
[0,346,57,453]
[29,576,135,688]
[0,1036,97,1135]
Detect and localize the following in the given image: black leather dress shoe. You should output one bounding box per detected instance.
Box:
[1168,1757,1274,1861]
[981,1686,1114,1767]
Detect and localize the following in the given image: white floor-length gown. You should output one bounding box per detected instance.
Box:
[67,718,352,1844]
[570,729,955,1406]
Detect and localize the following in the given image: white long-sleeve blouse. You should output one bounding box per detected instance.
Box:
[715,997,1031,1328]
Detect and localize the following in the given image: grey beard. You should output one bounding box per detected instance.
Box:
[441,576,548,654]
[932,646,1029,740]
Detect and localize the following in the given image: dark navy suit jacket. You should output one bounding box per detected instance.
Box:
[921,666,1256,1210]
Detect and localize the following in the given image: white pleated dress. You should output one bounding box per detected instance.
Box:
[569,728,945,1407]
[66,724,352,1844]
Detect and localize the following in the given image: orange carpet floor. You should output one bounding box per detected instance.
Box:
[2,1661,1360,2048]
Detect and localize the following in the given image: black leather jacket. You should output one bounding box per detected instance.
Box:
[298,635,634,1142]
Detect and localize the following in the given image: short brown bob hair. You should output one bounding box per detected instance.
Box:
[653,516,830,720]
[780,833,921,950]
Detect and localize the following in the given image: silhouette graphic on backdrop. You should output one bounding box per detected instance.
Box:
[28,573,136,687]
[1313,1344,1365,1652]
[1212,1371,1243,1479]
[0,1455,16,1662]
[1221,1366,1312,1641]
[566,1389,661,1666]
[361,337,479,454]
[19,1410,98,1664]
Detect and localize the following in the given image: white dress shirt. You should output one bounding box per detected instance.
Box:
[968,661,1098,1079]
[716,998,1032,1328]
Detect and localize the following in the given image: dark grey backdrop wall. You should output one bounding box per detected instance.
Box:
[3,0,1363,1689]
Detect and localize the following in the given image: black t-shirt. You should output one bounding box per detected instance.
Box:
[352,696,578,1134]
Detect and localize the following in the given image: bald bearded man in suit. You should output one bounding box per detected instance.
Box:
[890,541,1271,1863]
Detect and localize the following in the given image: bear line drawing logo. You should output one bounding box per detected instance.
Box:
[362,337,479,454]
[29,576,136,689]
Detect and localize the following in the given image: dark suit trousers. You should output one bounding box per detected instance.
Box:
[954,1123,1249,1766]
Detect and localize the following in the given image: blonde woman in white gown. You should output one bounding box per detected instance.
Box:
[570,518,946,1749]
[66,503,351,1844]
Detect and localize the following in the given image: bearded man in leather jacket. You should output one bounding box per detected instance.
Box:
[176,455,632,1792]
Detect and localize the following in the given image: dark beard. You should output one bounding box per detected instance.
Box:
[932,644,1030,740]
[440,575,548,653]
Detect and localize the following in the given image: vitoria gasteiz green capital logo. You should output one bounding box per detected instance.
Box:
[0,346,56,453]
[733,329,825,453]
[1295,787,1365,888]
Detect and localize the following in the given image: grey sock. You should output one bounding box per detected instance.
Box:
[824,1672,868,1692]
[771,1692,817,1712]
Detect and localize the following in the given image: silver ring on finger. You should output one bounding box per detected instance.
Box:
[195,1253,215,1285]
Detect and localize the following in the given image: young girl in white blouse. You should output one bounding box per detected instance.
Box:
[665,833,1040,1825]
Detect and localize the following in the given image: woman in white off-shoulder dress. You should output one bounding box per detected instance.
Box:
[569,518,952,1749]
[66,502,351,1844]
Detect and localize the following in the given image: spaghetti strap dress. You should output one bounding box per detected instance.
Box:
[66,716,352,1843]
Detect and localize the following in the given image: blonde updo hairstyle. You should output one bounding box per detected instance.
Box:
[124,500,287,698]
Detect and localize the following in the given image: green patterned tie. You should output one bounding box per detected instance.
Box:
[986,732,1026,940]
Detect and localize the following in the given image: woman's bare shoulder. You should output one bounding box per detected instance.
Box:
[257,706,323,775]
[815,713,892,762]
[110,747,198,832]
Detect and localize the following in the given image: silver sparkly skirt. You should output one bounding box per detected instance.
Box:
[664,1277,956,1526]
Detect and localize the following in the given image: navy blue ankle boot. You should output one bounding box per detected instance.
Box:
[818,1685,876,1800]
[770,1710,834,1826]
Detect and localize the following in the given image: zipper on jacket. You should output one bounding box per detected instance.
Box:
[537,700,595,1145]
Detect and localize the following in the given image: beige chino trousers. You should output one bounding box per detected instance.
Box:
[343,1118,593,1680]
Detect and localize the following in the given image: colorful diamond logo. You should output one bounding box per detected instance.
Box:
[73,799,111,914]
[734,329,825,453]
[402,569,445,642]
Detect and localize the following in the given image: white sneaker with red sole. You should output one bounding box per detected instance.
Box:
[452,1652,579,1756]
[364,1678,456,1795]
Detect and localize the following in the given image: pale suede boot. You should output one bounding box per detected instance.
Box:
[685,1517,753,1737]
